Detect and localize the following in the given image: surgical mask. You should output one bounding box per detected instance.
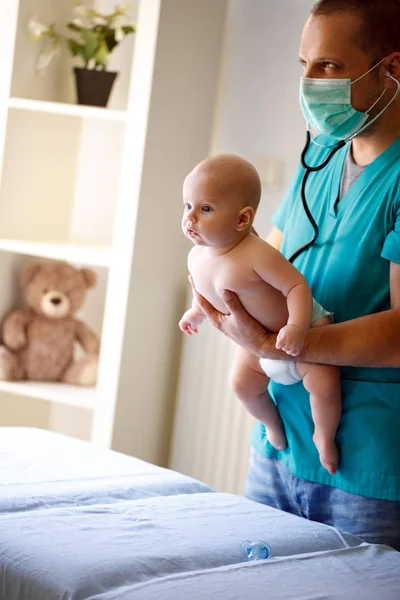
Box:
[299,56,390,140]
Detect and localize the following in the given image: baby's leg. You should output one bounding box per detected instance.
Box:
[230,347,287,450]
[296,361,341,475]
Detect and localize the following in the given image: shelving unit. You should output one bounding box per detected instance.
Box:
[0,381,96,410]
[8,97,127,122]
[0,0,227,464]
[0,239,112,267]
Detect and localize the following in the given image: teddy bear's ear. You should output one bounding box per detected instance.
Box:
[80,268,97,289]
[20,264,42,289]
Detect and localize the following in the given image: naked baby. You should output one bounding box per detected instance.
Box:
[179,154,342,475]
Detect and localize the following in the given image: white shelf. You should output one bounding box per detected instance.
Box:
[8,97,127,122]
[0,239,112,267]
[0,381,96,410]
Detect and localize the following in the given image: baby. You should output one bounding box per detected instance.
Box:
[179,154,342,475]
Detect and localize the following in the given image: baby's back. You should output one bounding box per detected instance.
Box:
[189,235,289,333]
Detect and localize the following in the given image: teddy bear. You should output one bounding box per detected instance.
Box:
[0,261,100,386]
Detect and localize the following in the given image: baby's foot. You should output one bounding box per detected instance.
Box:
[267,424,287,451]
[313,432,338,475]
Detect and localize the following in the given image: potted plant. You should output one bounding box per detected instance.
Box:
[28,1,136,107]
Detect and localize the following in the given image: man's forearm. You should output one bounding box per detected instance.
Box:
[259,309,400,368]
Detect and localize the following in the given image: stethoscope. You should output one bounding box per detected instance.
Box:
[288,71,400,265]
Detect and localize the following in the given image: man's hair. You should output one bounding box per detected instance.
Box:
[311,0,400,62]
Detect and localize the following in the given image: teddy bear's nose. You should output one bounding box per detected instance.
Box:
[51,297,62,306]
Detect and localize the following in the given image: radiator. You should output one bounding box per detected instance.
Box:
[169,317,255,495]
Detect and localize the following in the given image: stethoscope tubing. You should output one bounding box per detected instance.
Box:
[288,130,345,263]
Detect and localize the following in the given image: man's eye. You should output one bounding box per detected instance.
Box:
[202,205,212,213]
[323,62,337,69]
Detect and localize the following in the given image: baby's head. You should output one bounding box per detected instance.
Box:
[182,154,261,248]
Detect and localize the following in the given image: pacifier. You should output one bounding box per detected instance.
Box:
[240,540,271,561]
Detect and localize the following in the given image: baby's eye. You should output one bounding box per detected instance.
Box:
[184,202,191,211]
[202,205,212,213]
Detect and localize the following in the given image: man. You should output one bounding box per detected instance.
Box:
[191,0,400,549]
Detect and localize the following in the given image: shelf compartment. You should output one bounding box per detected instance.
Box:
[8,97,127,122]
[0,238,112,268]
[0,381,96,410]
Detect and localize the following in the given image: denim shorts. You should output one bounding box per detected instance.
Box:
[245,447,400,551]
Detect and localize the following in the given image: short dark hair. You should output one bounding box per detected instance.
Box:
[311,0,400,61]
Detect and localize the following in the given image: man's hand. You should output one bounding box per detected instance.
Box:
[189,276,283,358]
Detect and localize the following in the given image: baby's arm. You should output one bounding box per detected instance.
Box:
[253,238,313,356]
[180,249,208,335]
[179,295,205,335]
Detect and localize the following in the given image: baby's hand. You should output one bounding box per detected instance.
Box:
[276,324,307,357]
[179,309,203,336]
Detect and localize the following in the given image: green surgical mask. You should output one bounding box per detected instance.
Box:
[299,56,397,141]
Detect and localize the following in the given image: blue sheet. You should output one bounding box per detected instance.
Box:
[88,544,400,600]
[0,427,212,513]
[0,492,362,600]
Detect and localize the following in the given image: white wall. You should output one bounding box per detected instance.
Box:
[169,0,316,491]
[213,0,313,237]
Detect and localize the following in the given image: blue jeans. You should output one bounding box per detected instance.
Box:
[245,447,400,551]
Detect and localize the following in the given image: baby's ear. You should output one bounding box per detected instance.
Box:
[236,206,254,232]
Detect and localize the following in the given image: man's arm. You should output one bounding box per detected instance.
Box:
[265,226,283,250]
[190,232,400,368]
[298,261,400,366]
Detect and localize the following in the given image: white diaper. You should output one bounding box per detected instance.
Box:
[259,299,332,386]
[260,357,302,385]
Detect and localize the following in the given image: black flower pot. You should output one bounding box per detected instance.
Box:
[74,68,118,107]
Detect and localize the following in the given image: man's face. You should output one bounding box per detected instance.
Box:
[299,13,384,115]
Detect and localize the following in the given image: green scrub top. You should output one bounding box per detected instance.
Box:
[251,135,400,501]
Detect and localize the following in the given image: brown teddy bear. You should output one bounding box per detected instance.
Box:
[0,261,100,385]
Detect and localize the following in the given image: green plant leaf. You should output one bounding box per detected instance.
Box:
[80,29,100,58]
[68,39,91,67]
[68,39,84,56]
[67,23,83,33]
[103,28,118,53]
[94,39,109,68]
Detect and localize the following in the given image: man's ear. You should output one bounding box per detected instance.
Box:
[384,53,400,89]
[236,206,254,232]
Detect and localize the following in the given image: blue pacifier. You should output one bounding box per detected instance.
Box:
[240,540,271,561]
